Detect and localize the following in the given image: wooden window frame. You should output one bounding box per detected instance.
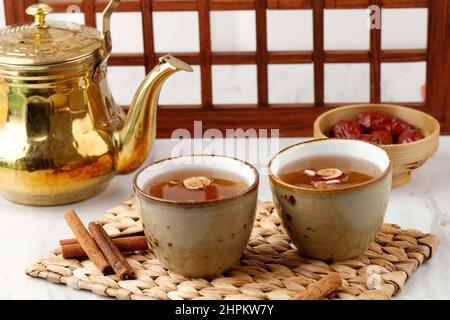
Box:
[3,0,450,137]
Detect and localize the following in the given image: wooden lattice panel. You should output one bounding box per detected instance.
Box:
[3,0,450,136]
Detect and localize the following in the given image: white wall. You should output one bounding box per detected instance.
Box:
[0,3,428,106]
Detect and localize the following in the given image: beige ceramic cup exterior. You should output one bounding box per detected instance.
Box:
[269,139,392,261]
[134,155,259,278]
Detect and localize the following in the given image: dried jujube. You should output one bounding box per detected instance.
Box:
[360,130,393,144]
[360,130,393,145]
[329,110,423,145]
[397,129,425,144]
[330,120,363,139]
[373,130,394,145]
[356,111,393,133]
[385,117,412,137]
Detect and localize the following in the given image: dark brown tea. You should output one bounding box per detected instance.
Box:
[279,156,379,190]
[146,169,248,202]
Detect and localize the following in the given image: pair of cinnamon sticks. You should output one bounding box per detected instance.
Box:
[60,235,148,259]
[63,209,137,280]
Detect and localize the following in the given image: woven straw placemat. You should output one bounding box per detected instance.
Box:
[26,198,439,300]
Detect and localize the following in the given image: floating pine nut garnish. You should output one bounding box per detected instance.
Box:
[317,168,343,180]
[182,176,212,190]
[312,181,328,190]
[168,180,181,186]
[311,180,340,189]
[304,169,317,177]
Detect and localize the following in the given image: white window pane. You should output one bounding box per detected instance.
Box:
[382,9,428,49]
[107,66,146,106]
[381,62,426,102]
[46,13,85,25]
[159,65,201,105]
[212,65,257,104]
[96,12,143,53]
[211,11,256,52]
[325,9,370,50]
[153,12,199,52]
[268,64,314,103]
[325,63,370,103]
[267,10,313,51]
[0,1,5,28]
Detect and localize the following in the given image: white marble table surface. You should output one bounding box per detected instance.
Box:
[0,137,449,300]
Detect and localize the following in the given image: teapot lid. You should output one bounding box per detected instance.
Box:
[0,4,103,66]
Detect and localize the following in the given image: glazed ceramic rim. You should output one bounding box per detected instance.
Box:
[133,154,259,206]
[314,103,440,148]
[268,138,392,193]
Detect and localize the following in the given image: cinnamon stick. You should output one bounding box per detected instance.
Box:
[60,230,145,245]
[88,221,135,280]
[63,209,112,274]
[110,230,145,239]
[60,236,148,259]
[296,272,342,300]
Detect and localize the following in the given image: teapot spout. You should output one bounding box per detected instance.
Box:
[115,55,192,174]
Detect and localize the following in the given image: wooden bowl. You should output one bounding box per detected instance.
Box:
[313,104,440,188]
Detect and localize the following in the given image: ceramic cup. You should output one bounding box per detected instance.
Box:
[134,155,259,278]
[269,139,392,261]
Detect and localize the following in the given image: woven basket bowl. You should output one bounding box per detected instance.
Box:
[313,104,440,188]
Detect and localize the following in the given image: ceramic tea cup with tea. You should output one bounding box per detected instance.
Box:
[269,139,392,261]
[134,155,259,278]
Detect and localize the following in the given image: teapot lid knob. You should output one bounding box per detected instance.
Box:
[26,4,53,29]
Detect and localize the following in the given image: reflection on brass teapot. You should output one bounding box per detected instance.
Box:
[0,1,192,205]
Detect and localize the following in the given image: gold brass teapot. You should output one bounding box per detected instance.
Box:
[0,1,192,205]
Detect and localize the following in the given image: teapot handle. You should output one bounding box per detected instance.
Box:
[101,0,121,57]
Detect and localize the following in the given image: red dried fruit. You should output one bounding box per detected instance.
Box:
[385,117,412,137]
[331,111,423,145]
[372,130,394,145]
[330,120,363,139]
[356,111,393,133]
[360,134,377,144]
[397,129,425,144]
[360,131,393,145]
